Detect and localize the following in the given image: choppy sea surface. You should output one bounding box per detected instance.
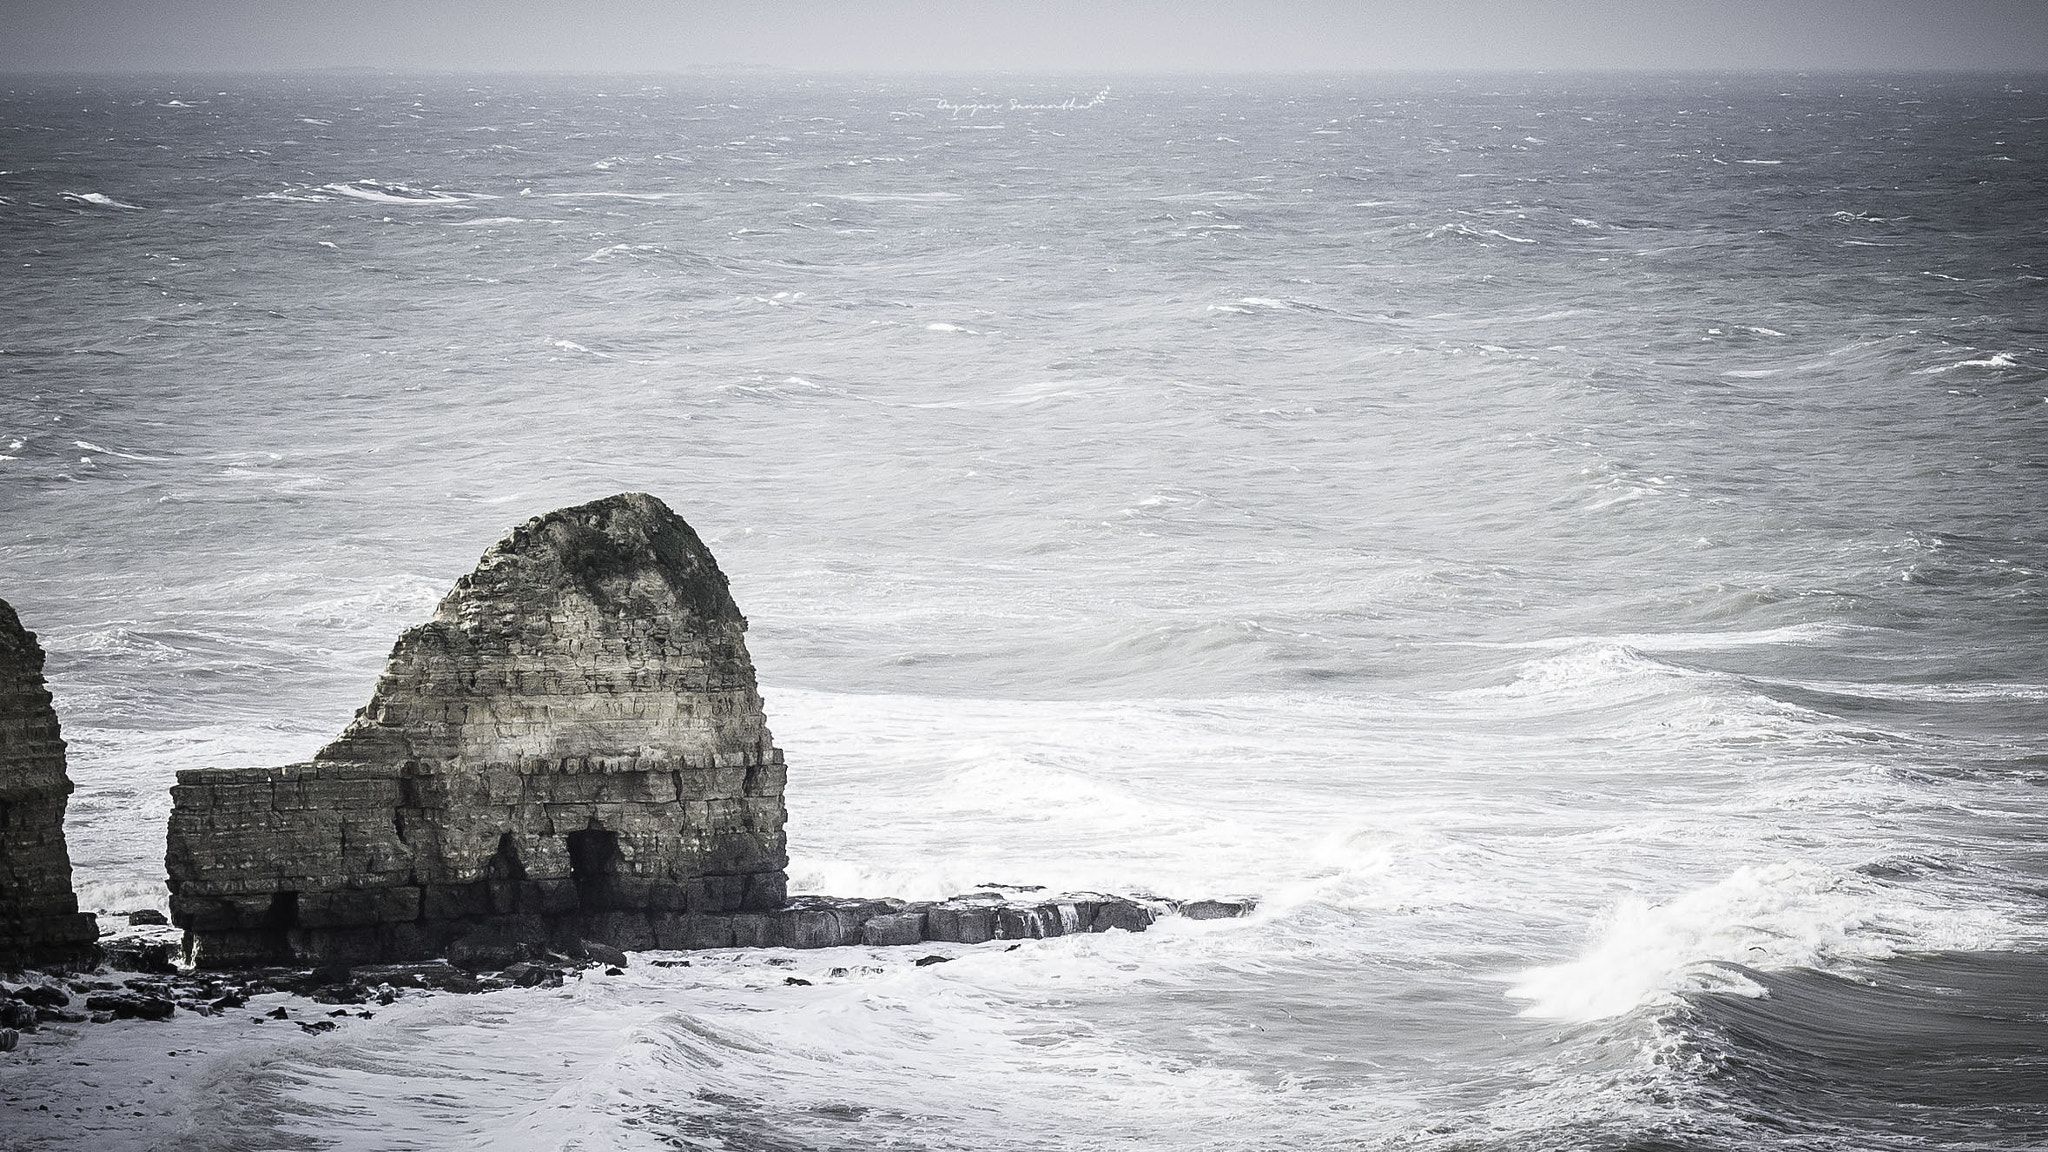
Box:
[2,72,2046,1150]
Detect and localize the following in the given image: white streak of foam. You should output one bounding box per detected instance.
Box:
[64,192,146,210]
[320,181,493,205]
[1919,351,2019,374]
[1504,860,2010,1022]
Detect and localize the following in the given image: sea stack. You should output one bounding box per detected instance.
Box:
[0,599,101,970]
[166,493,789,968]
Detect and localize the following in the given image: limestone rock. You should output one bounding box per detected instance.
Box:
[0,598,100,970]
[166,494,789,968]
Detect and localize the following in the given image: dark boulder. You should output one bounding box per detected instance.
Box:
[83,993,175,1021]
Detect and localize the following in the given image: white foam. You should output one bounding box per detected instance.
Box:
[1426,221,1536,244]
[1152,190,1260,202]
[1505,860,2009,1021]
[829,192,962,203]
[319,180,493,205]
[543,191,683,201]
[1452,622,1844,655]
[1918,351,2019,374]
[63,192,146,210]
[72,440,167,461]
[1467,643,1693,701]
[550,339,612,359]
[583,243,664,261]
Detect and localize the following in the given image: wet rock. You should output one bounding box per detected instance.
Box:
[0,599,101,969]
[779,898,896,949]
[447,935,528,973]
[499,962,563,989]
[0,1000,38,1029]
[166,494,790,969]
[299,1019,337,1034]
[1179,899,1255,921]
[1089,898,1157,933]
[783,976,811,986]
[300,965,353,990]
[860,912,926,947]
[577,940,629,969]
[913,955,951,967]
[100,939,178,974]
[0,1028,15,1052]
[354,960,482,994]
[83,993,174,1021]
[5,984,69,1009]
[125,909,169,926]
[996,905,1058,940]
[925,903,997,945]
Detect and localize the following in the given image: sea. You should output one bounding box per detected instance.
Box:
[2,71,2045,1151]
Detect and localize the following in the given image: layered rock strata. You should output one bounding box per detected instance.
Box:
[166,494,789,969]
[0,599,101,970]
[541,890,1204,956]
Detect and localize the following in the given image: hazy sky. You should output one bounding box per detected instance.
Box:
[3,0,2045,74]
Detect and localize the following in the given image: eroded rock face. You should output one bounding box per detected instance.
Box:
[0,599,100,970]
[166,493,788,968]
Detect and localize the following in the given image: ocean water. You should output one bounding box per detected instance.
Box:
[2,71,2046,1150]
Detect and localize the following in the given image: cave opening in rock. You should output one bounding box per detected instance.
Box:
[566,828,623,911]
[482,832,525,914]
[484,832,525,881]
[259,890,298,958]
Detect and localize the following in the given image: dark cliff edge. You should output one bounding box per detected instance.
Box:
[0,599,101,971]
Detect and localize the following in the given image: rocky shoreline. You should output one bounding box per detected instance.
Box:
[5,494,1256,1060]
[3,890,1254,1046]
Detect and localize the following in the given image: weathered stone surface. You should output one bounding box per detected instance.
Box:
[84,991,176,1020]
[860,911,926,947]
[589,891,1218,954]
[1179,899,1255,921]
[0,598,100,970]
[165,494,790,968]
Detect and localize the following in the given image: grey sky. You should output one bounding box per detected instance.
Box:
[3,0,2045,74]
